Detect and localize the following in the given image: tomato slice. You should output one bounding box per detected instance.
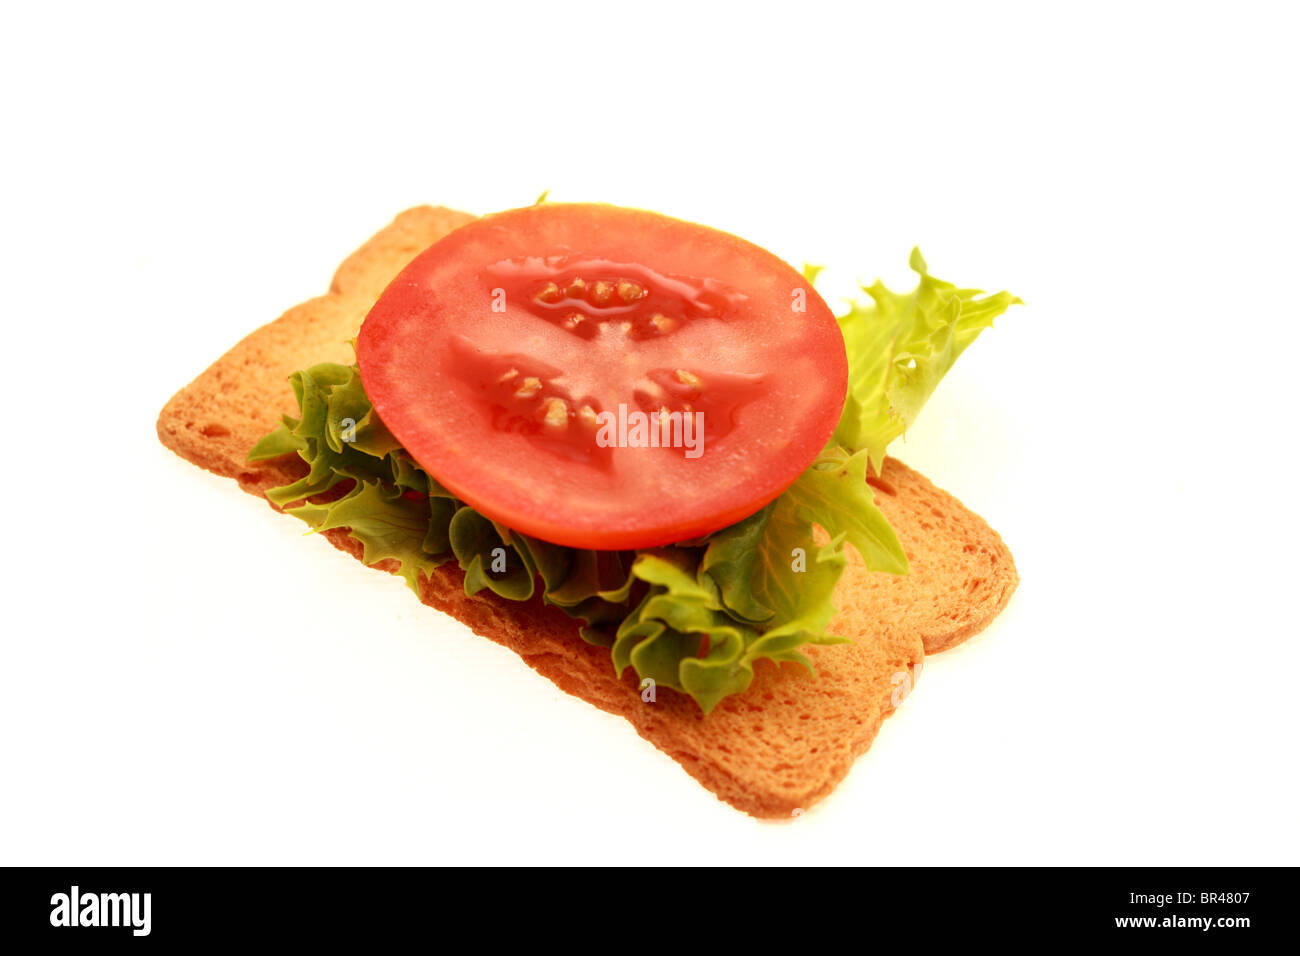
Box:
[357,203,846,550]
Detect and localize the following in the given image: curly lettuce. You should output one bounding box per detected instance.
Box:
[250,252,1018,712]
[826,249,1022,472]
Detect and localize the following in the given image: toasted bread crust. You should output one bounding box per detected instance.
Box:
[157,206,1018,817]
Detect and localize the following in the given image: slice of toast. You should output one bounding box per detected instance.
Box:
[157,206,1018,817]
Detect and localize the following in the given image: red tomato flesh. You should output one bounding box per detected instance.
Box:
[357,203,846,550]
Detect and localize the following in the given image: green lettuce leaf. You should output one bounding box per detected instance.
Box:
[448,508,537,601]
[702,445,904,627]
[247,249,1016,713]
[291,480,450,591]
[830,248,1022,472]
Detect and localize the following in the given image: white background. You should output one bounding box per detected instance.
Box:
[2,2,1297,865]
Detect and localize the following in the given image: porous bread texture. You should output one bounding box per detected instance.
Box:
[157,205,1018,817]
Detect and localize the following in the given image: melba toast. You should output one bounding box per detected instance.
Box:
[157,205,1018,816]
